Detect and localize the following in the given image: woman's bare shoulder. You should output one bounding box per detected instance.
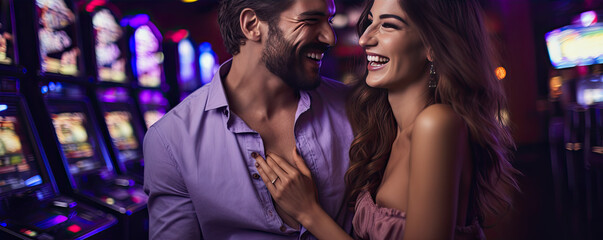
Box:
[413,104,466,136]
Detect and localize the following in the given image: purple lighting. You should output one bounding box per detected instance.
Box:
[138,90,152,104]
[138,89,166,105]
[178,39,195,83]
[129,14,150,28]
[35,215,68,229]
[199,42,217,85]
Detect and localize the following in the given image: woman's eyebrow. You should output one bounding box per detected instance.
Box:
[379,14,408,25]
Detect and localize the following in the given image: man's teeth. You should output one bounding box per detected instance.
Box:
[367,55,389,63]
[306,52,324,61]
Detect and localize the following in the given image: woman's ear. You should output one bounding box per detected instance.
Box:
[426,47,434,62]
[240,8,261,42]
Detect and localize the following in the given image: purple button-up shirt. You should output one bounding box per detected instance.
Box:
[143,59,354,239]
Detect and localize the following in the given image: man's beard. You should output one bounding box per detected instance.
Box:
[261,24,322,91]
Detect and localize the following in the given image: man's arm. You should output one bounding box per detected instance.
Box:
[143,127,202,239]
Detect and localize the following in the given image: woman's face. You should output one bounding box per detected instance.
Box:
[359,0,428,90]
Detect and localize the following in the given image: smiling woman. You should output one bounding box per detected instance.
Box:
[253,0,521,239]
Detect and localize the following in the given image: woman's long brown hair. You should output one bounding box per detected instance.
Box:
[344,0,520,223]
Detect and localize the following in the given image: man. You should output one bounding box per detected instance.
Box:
[143,0,353,238]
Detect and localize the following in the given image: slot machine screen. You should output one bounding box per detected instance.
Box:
[132,24,163,88]
[36,0,80,76]
[545,23,603,69]
[50,111,107,175]
[0,105,43,194]
[178,38,197,92]
[93,8,126,83]
[143,109,164,128]
[0,0,15,65]
[138,89,167,128]
[104,111,141,163]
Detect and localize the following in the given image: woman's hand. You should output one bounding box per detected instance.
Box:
[253,148,319,222]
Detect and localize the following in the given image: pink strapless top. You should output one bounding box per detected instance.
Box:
[353,191,486,240]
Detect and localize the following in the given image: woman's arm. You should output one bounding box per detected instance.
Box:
[404,104,470,240]
[253,148,352,240]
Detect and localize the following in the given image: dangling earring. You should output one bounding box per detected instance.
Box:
[428,62,437,89]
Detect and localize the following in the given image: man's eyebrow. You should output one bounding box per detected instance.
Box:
[379,14,408,25]
[300,11,328,17]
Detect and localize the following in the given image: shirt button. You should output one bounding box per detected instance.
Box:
[280,225,286,232]
[252,173,260,179]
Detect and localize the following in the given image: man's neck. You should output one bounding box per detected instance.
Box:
[224,54,299,120]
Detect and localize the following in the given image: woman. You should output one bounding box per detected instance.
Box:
[253,0,520,239]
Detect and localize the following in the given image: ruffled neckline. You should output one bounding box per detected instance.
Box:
[356,190,483,232]
[357,191,406,219]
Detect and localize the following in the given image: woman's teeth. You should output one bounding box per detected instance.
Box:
[367,55,390,66]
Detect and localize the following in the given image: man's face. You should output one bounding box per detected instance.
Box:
[261,0,336,90]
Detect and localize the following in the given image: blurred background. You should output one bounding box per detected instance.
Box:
[0,0,601,239]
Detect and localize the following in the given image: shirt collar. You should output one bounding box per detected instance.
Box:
[204,58,313,117]
[205,59,232,111]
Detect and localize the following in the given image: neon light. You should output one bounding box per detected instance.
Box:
[179,39,196,83]
[199,42,217,85]
[182,0,198,2]
[35,215,68,229]
[581,11,597,27]
[86,0,107,13]
[25,175,42,187]
[22,229,37,237]
[67,224,82,233]
[0,104,7,112]
[120,18,129,27]
[139,90,152,104]
[129,14,149,28]
[168,29,189,43]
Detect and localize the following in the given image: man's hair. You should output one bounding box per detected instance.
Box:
[218,0,295,55]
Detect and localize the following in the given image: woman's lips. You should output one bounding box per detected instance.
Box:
[366,53,390,71]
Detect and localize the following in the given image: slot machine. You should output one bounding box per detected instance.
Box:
[164,30,212,106]
[0,0,17,73]
[12,0,148,239]
[41,82,148,239]
[79,2,146,184]
[0,0,119,239]
[123,14,170,129]
[0,79,117,240]
[545,11,603,238]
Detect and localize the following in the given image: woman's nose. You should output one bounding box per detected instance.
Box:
[358,27,377,47]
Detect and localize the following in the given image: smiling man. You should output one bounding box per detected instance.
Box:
[142,0,354,239]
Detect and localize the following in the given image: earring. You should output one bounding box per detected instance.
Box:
[428,62,437,89]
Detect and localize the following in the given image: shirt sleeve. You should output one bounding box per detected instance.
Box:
[143,127,202,239]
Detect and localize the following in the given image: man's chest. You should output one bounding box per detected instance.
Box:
[247,116,297,163]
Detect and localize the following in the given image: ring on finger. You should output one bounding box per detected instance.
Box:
[271,176,279,184]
